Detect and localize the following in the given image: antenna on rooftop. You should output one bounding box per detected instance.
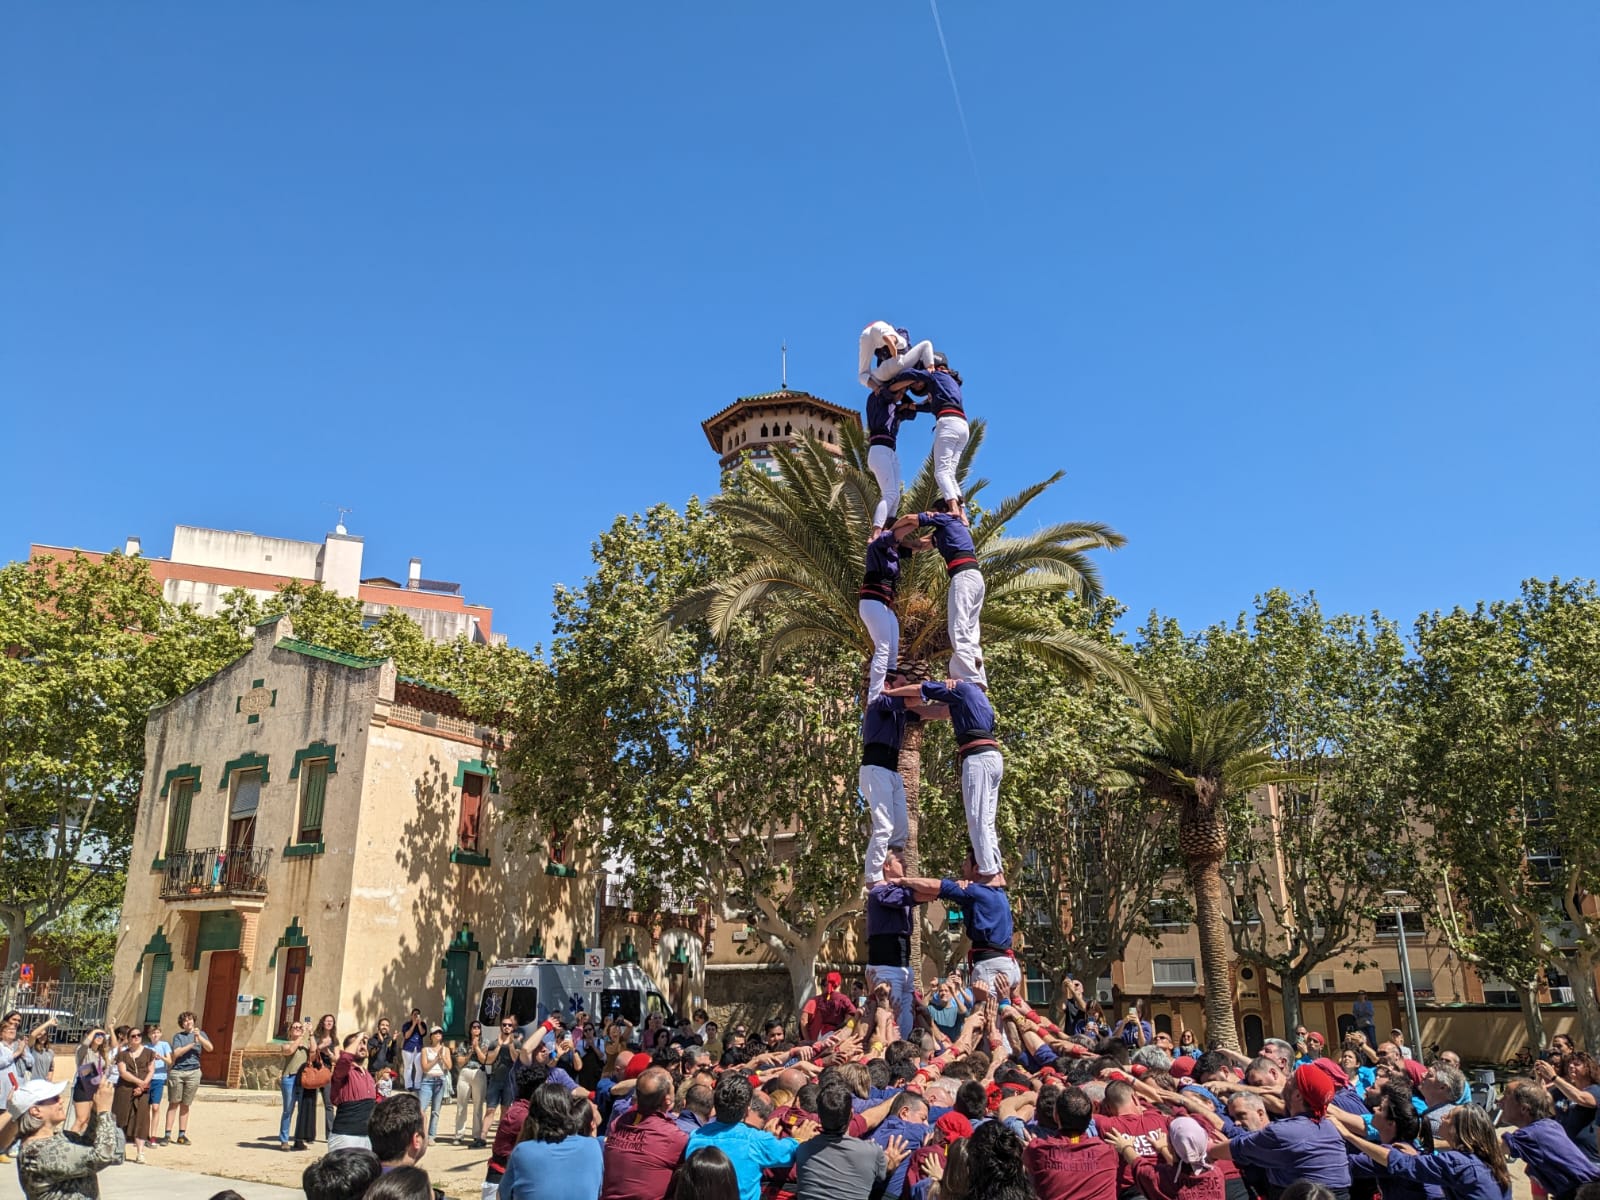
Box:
[335,505,353,535]
[781,341,788,390]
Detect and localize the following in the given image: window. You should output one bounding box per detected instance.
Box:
[1546,968,1575,1004]
[1024,963,1050,1006]
[1480,975,1519,1006]
[298,759,328,844]
[1148,898,1189,929]
[458,773,486,852]
[1153,959,1198,988]
[1375,911,1425,938]
[165,778,194,858]
[1381,969,1434,998]
[230,768,261,851]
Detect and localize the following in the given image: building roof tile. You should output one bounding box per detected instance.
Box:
[275,637,387,669]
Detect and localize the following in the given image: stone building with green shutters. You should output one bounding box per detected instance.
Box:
[108,615,591,1087]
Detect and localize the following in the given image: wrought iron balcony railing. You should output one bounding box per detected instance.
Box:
[160,846,273,901]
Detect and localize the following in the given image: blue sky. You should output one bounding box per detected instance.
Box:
[4,4,1596,649]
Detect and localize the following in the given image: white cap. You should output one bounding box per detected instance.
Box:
[8,1077,70,1118]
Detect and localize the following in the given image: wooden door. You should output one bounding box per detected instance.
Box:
[276,947,306,1041]
[201,950,241,1082]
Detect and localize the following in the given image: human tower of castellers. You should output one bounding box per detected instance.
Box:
[850,319,1019,1038]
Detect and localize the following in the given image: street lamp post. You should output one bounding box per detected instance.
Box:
[1385,889,1423,1058]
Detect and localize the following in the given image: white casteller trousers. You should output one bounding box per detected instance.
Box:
[866,964,915,1039]
[868,444,902,531]
[860,764,908,884]
[931,415,969,501]
[960,748,1004,875]
[858,598,899,703]
[947,570,987,688]
[970,953,1022,999]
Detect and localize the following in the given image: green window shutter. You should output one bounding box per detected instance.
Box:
[166,780,193,857]
[144,954,171,1025]
[299,760,327,842]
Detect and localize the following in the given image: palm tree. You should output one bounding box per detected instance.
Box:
[1117,700,1308,1050]
[666,421,1150,890]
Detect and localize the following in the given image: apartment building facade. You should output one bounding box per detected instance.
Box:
[31,523,501,645]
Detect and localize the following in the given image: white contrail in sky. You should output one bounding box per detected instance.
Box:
[927,0,985,201]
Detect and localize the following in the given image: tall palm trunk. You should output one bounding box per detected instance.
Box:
[1186,852,1240,1051]
[1178,779,1241,1051]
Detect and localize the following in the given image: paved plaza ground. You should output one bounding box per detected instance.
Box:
[11,1062,495,1200]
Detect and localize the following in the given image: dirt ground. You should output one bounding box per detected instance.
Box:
[103,1088,493,1199]
[45,1054,493,1200]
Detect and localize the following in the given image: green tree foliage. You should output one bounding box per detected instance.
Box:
[219,581,535,723]
[0,553,245,972]
[1140,591,1413,1034]
[497,501,866,1012]
[1409,578,1600,1051]
[966,608,1184,1008]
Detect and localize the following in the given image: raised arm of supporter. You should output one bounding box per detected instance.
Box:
[1126,1074,1167,1106]
[332,1050,355,1090]
[998,1091,1036,1123]
[1325,1106,1369,1136]
[1345,1031,1379,1065]
[1337,1121,1393,1165]
[1147,1127,1177,1166]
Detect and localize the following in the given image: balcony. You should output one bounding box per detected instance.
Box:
[160,846,273,902]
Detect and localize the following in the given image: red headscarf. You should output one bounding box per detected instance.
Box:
[1311,1057,1350,1088]
[1293,1063,1335,1121]
[623,1052,653,1080]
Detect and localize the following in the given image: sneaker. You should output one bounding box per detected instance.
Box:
[471,1139,487,1150]
[135,1152,147,1164]
[152,1136,169,1147]
[176,1135,192,1146]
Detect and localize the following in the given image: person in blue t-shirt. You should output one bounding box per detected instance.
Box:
[901,854,1021,1001]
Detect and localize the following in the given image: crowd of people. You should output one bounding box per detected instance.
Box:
[19,968,1600,1200]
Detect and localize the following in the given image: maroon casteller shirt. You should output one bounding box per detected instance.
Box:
[1024,1133,1121,1200]
[600,1108,689,1200]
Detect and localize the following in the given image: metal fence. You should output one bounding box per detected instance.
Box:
[0,967,112,1045]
